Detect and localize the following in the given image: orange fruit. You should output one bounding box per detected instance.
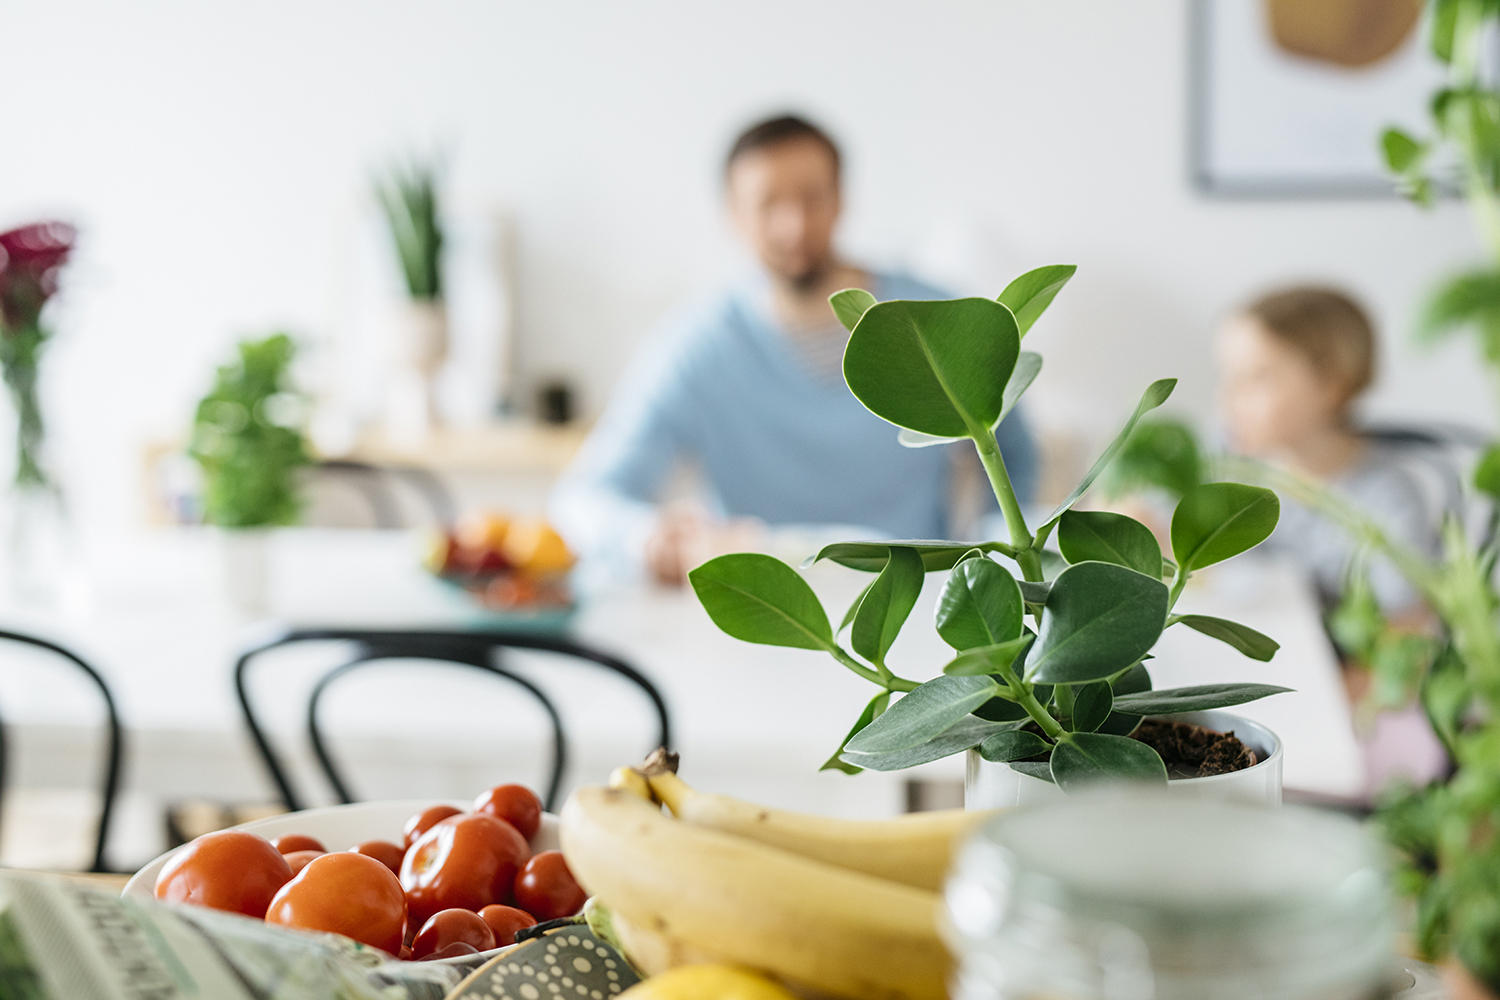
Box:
[502,519,574,576]
[456,512,510,553]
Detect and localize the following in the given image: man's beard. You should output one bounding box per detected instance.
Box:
[785,258,833,294]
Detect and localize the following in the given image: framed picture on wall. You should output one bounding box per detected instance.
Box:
[1189,0,1451,197]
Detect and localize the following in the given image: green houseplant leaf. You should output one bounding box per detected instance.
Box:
[843,298,1020,438]
[1175,614,1280,661]
[977,729,1051,762]
[811,540,1006,573]
[1097,661,1152,736]
[840,716,1012,771]
[830,288,877,334]
[997,264,1076,337]
[1057,510,1163,577]
[844,675,1000,753]
[1040,379,1177,529]
[689,554,831,651]
[851,546,924,665]
[943,636,1034,676]
[1111,683,1293,715]
[935,557,1024,650]
[1068,680,1114,733]
[821,691,890,774]
[1171,483,1280,573]
[1050,732,1168,789]
[1028,562,1170,684]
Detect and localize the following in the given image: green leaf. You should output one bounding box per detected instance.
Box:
[1041,379,1177,528]
[843,298,1020,438]
[997,264,1076,337]
[1170,483,1280,573]
[943,636,1034,676]
[1381,128,1424,173]
[1432,0,1459,62]
[837,579,876,635]
[1018,579,1051,614]
[1420,269,1500,364]
[1111,682,1292,715]
[1475,443,1500,498]
[811,540,1007,573]
[840,716,1009,771]
[689,554,832,651]
[1000,351,1043,424]
[1050,732,1167,790]
[935,557,1024,650]
[844,675,1000,753]
[977,730,1052,763]
[1008,761,1055,782]
[973,692,1040,722]
[1097,661,1152,736]
[1068,680,1113,733]
[1095,417,1203,502]
[830,288,877,334]
[1057,510,1163,577]
[1174,615,1279,662]
[821,692,890,774]
[897,428,965,448]
[850,546,924,665]
[1028,562,1169,684]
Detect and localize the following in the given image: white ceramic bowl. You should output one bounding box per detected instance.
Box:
[124,799,560,935]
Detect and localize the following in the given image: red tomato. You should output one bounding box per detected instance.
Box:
[401,812,530,926]
[154,829,293,918]
[403,805,462,848]
[271,834,326,855]
[283,849,324,876]
[513,851,585,920]
[472,784,542,841]
[417,941,479,962]
[478,904,537,946]
[350,839,406,875]
[265,851,407,955]
[410,908,496,959]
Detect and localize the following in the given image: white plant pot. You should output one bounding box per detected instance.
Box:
[385,300,448,446]
[966,710,1283,808]
[217,527,270,618]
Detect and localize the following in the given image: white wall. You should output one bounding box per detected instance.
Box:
[3,0,1490,533]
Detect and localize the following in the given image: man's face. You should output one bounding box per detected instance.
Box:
[726,138,841,289]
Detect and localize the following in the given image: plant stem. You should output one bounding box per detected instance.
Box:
[828,646,919,692]
[1168,571,1190,612]
[1013,682,1063,739]
[970,428,1042,581]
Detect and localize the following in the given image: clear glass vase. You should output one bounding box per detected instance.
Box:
[3,482,73,607]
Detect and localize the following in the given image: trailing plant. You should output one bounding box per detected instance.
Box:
[376,161,444,301]
[688,267,1290,789]
[189,333,309,528]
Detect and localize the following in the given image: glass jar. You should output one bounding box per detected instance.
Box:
[943,793,1397,1000]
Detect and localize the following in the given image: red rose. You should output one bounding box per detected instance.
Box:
[0,222,76,331]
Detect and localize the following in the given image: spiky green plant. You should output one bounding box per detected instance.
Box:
[376,162,443,301]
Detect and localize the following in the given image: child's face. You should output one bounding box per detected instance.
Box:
[1217,315,1345,456]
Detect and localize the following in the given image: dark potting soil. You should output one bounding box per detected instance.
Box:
[1129,718,1257,779]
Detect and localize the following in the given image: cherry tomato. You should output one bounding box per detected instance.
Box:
[154,829,293,918]
[403,804,462,848]
[283,849,324,876]
[478,904,537,946]
[350,839,406,875]
[473,784,542,841]
[401,812,530,926]
[265,851,407,954]
[271,834,326,855]
[411,908,496,959]
[513,851,585,920]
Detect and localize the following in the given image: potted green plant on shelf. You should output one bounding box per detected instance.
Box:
[189,332,308,615]
[376,160,446,442]
[688,267,1292,802]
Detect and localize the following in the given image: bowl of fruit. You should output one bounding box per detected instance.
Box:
[124,783,588,965]
[425,513,576,623]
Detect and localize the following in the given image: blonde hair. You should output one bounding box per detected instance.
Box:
[1244,286,1376,404]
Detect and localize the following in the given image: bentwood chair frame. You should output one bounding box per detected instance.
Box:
[234,627,671,813]
[0,629,124,873]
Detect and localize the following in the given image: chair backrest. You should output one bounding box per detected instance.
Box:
[234,628,671,813]
[310,461,457,530]
[1362,422,1493,543]
[0,630,124,873]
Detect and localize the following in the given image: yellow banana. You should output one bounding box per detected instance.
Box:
[608,765,655,803]
[560,786,948,1000]
[616,961,800,1000]
[645,769,994,892]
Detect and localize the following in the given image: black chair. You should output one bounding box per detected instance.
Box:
[0,630,124,873]
[234,627,670,812]
[314,461,458,529]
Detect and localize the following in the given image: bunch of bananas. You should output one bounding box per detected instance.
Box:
[559,751,996,1000]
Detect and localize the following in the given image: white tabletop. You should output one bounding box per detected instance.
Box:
[0,528,1363,865]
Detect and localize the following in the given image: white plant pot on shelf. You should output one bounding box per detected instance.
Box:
[385,299,448,447]
[965,711,1284,809]
[217,527,271,618]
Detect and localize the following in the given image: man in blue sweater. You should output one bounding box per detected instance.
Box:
[550,115,1037,584]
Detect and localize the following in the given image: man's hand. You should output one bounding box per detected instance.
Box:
[644,506,764,586]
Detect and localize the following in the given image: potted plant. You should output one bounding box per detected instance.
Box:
[188,333,308,615]
[687,267,1291,799]
[376,160,446,443]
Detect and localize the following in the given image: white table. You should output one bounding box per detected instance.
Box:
[0,528,1361,868]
